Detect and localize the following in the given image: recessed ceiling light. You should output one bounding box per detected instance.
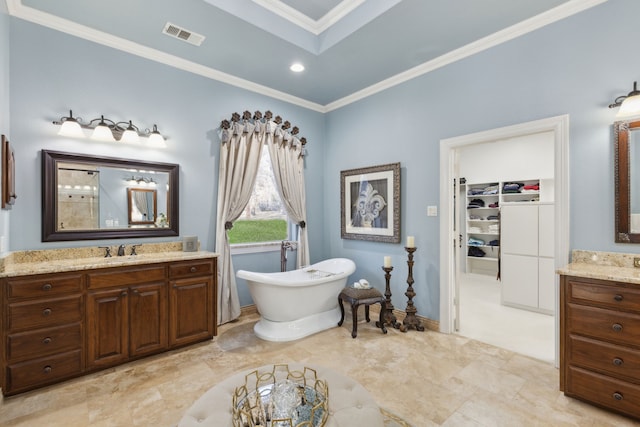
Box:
[290,63,305,73]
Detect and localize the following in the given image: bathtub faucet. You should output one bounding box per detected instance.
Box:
[280,240,297,272]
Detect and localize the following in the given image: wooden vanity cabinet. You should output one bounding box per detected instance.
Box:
[169,259,216,347]
[1,256,217,396]
[86,265,167,369]
[560,275,640,419]
[2,272,84,395]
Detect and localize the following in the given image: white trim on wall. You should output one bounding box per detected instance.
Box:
[439,115,570,342]
[6,0,607,112]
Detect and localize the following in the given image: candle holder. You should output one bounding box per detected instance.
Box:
[377,266,401,329]
[402,247,424,332]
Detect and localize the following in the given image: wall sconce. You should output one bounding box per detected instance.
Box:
[609,82,640,119]
[125,176,157,186]
[53,110,167,147]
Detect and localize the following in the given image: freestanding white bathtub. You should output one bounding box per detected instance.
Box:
[237,258,356,342]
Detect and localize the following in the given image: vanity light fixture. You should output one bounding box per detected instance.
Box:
[609,81,640,119]
[126,176,157,186]
[53,110,166,146]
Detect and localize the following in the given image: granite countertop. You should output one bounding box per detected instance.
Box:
[0,242,219,278]
[557,249,640,284]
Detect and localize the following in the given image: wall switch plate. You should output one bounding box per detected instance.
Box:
[635,257,640,268]
[427,206,438,217]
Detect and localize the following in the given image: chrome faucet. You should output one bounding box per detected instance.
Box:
[280,240,297,272]
[117,244,126,256]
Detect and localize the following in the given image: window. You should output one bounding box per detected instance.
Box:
[228,149,289,246]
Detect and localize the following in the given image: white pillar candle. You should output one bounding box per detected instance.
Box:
[407,236,415,248]
[384,256,392,268]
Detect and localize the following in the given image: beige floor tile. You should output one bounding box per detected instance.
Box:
[1,313,639,426]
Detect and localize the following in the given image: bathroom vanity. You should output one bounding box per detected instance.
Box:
[0,246,217,396]
[559,251,640,420]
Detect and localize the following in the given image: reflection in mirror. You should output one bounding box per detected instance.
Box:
[42,150,179,241]
[128,188,157,225]
[615,120,640,242]
[57,163,100,230]
[630,129,640,233]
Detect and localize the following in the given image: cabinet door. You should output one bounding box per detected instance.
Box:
[501,205,538,256]
[169,276,213,347]
[129,282,168,358]
[501,253,538,308]
[87,288,128,368]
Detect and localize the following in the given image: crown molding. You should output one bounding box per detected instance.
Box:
[324,0,609,112]
[7,0,607,113]
[6,0,325,112]
[251,0,365,35]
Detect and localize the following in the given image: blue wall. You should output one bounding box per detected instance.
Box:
[323,0,640,321]
[7,18,326,306]
[0,6,10,255]
[6,0,640,317]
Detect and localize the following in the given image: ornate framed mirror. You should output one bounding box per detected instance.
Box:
[615,119,640,242]
[42,150,179,241]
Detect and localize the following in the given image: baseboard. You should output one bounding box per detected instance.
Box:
[240,304,259,317]
[357,305,440,332]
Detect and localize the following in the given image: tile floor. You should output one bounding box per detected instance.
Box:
[457,273,555,363]
[1,312,638,426]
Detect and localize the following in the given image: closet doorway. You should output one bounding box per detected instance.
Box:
[439,115,570,366]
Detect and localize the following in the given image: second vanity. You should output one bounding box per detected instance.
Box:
[0,243,218,396]
[558,250,640,420]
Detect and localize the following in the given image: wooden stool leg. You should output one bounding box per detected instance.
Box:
[350,303,359,338]
[365,305,371,323]
[337,296,345,326]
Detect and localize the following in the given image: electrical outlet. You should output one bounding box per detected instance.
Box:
[634,257,640,268]
[427,206,438,217]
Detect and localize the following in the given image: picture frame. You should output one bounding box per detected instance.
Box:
[340,162,400,243]
[1,135,16,209]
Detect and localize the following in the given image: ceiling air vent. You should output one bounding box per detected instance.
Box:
[162,22,205,46]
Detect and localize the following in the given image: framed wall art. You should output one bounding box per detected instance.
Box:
[340,162,400,243]
[2,134,16,209]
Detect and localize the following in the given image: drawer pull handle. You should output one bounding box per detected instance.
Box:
[190,266,197,273]
[42,283,52,291]
[43,365,52,374]
[42,308,52,316]
[612,323,623,332]
[121,291,128,297]
[43,337,52,345]
[613,357,624,366]
[613,392,624,401]
[614,294,624,302]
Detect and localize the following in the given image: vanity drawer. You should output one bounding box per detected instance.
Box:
[7,323,82,362]
[8,295,82,331]
[566,366,640,419]
[5,349,82,395]
[6,274,83,300]
[568,279,640,312]
[169,260,213,278]
[567,303,640,347]
[87,265,166,289]
[568,335,640,382]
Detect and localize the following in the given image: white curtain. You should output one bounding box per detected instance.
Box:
[266,127,310,267]
[215,120,265,324]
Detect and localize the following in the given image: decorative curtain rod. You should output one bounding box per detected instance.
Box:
[219,110,308,148]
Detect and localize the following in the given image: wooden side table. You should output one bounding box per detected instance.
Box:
[337,287,388,338]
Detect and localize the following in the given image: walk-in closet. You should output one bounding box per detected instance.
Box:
[456,131,555,362]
